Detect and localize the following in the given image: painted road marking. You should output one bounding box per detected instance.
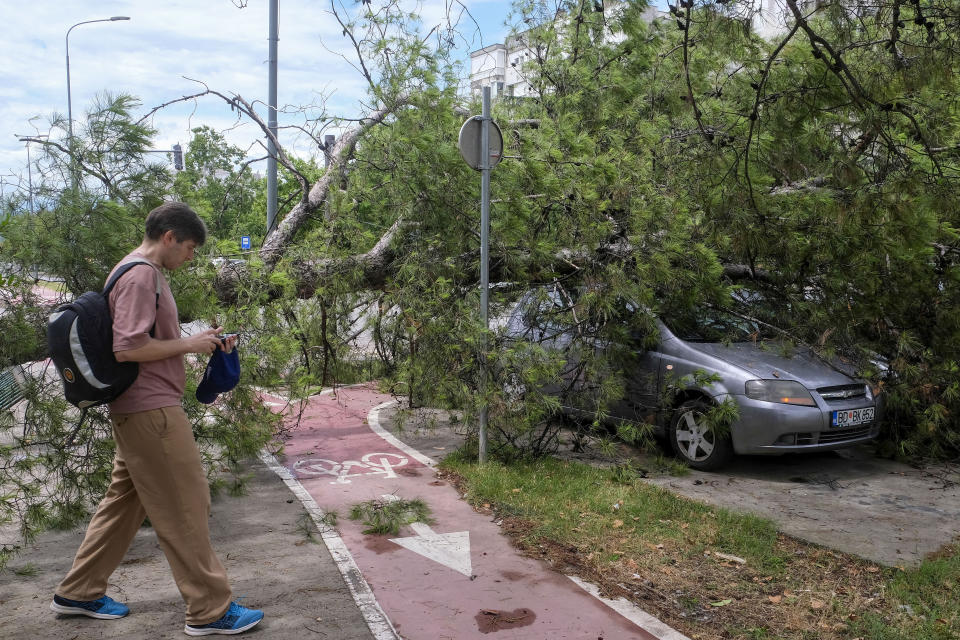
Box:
[381,494,473,577]
[569,576,692,640]
[293,452,410,484]
[258,450,400,640]
[368,401,693,640]
[366,400,435,467]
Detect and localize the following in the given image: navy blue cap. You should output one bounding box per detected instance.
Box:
[196,348,241,404]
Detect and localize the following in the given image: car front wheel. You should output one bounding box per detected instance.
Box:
[669,399,733,471]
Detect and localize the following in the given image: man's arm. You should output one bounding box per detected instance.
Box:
[116,328,226,363]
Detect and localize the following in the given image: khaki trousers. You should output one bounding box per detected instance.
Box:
[56,406,232,625]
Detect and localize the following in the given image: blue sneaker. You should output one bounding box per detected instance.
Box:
[50,594,130,619]
[184,601,264,636]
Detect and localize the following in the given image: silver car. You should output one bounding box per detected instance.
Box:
[505,293,883,470]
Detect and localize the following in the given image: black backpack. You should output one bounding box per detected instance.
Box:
[47,258,161,417]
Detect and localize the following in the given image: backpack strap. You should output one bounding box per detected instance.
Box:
[103,258,161,298]
[63,407,89,447]
[103,258,163,337]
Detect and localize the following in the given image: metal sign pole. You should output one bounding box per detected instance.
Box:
[456,89,502,465]
[478,86,491,464]
[266,0,279,234]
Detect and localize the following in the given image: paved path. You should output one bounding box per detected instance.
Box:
[264,386,688,640]
[0,457,375,639]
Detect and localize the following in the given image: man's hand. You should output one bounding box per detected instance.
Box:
[219,333,238,353]
[116,327,237,363]
[184,327,225,356]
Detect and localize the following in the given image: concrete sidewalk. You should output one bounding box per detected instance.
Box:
[0,458,375,639]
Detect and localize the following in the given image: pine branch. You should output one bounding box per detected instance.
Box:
[259,95,410,268]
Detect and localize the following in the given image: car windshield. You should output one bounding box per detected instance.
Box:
[660,305,780,343]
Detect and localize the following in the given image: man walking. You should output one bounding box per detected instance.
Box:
[50,202,264,636]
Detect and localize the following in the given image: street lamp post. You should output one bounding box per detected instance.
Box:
[266,0,279,234]
[65,16,130,189]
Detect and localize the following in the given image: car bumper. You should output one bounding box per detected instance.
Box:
[726,393,882,455]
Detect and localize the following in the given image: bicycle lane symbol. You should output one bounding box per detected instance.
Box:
[293,452,410,484]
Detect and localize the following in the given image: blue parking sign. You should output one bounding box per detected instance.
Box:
[240,236,251,250]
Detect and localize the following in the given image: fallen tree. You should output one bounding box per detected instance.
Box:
[3,0,959,571]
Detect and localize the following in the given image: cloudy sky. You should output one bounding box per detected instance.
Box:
[0,0,515,197]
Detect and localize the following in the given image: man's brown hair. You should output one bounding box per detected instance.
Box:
[144,202,207,245]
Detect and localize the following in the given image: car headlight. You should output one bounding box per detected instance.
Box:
[744,380,817,406]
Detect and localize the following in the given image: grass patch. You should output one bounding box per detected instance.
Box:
[441,451,960,640]
[444,453,783,571]
[349,497,432,536]
[853,544,960,639]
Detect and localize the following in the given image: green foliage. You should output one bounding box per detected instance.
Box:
[348,497,433,535]
[255,0,960,462]
[459,0,960,460]
[172,126,266,246]
[3,199,143,295]
[654,1,960,459]
[294,511,326,543]
[608,460,647,484]
[324,0,733,461]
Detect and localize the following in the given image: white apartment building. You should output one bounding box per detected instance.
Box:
[469,42,510,98]
[470,0,664,99]
[469,1,808,98]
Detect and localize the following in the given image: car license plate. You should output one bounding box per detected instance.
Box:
[831,407,875,427]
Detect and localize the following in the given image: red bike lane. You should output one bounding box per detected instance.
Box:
[263,385,688,640]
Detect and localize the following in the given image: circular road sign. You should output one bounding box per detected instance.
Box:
[458,116,503,171]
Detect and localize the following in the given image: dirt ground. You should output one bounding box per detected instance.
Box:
[386,407,960,568]
[0,458,375,640]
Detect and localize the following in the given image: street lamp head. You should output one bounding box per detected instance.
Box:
[64,15,131,192]
[15,134,48,142]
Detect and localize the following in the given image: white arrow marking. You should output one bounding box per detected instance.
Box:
[382,495,473,577]
[390,526,473,577]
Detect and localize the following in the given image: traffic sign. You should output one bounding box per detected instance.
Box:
[240,236,251,250]
[458,116,503,171]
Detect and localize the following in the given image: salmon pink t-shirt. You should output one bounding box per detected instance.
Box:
[107,253,185,414]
